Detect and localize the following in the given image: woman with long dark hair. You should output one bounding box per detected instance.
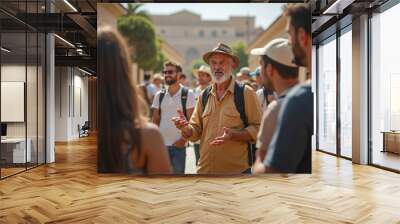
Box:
[97,27,171,174]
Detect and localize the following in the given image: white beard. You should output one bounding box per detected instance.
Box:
[213,72,231,84]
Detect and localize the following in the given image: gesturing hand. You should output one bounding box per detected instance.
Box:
[210,127,234,146]
[171,110,189,131]
[173,138,187,148]
[252,160,266,174]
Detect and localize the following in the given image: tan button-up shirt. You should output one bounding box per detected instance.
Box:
[186,78,262,174]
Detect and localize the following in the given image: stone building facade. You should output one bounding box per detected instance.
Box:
[151,10,263,73]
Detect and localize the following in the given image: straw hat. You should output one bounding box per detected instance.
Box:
[193,65,212,79]
[203,43,240,69]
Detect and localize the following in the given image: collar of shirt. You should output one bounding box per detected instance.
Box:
[165,84,184,98]
[278,90,289,99]
[210,76,235,98]
[278,85,297,100]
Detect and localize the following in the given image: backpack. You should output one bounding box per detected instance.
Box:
[201,81,256,166]
[263,87,273,106]
[159,87,189,120]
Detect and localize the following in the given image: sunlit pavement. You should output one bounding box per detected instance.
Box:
[185,143,197,174]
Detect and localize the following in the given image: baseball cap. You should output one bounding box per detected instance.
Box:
[240,67,250,74]
[250,67,261,77]
[250,38,297,68]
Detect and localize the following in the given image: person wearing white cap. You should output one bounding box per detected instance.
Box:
[249,38,299,173]
[192,65,213,165]
[253,3,313,174]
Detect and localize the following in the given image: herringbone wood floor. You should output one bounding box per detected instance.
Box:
[1,135,400,223]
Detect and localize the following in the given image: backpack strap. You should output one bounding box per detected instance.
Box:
[263,87,268,105]
[201,86,212,114]
[158,89,166,118]
[181,87,189,120]
[233,82,248,127]
[233,82,256,166]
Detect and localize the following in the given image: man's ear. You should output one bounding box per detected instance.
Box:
[266,64,273,78]
[298,27,308,49]
[230,58,237,70]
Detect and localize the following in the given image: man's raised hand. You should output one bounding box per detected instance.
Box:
[171,110,189,130]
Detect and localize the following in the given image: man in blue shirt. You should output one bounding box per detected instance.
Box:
[253,3,313,173]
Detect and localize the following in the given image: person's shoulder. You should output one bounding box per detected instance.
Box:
[142,122,159,132]
[186,87,195,96]
[242,85,259,104]
[154,89,162,96]
[282,83,312,112]
[286,82,312,99]
[140,123,163,144]
[242,83,256,95]
[267,100,279,110]
[153,90,162,99]
[140,122,165,155]
[256,88,263,95]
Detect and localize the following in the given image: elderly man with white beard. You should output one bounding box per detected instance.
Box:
[172,43,262,174]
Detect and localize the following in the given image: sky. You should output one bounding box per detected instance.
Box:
[135,3,286,30]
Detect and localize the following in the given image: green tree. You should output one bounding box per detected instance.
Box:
[191,58,206,70]
[126,3,152,21]
[151,37,166,73]
[189,58,207,79]
[231,41,249,74]
[153,51,166,73]
[117,14,157,71]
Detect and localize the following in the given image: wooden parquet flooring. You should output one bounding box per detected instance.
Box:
[1,135,400,223]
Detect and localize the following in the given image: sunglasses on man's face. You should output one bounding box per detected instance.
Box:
[162,70,176,75]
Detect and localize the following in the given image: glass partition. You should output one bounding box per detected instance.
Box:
[317,35,337,155]
[0,1,46,179]
[1,31,28,177]
[339,27,352,158]
[371,3,400,171]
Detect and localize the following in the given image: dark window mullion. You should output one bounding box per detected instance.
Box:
[316,44,320,151]
[36,0,39,167]
[336,27,341,157]
[367,11,373,166]
[25,0,28,171]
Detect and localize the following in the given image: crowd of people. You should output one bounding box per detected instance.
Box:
[97,3,312,175]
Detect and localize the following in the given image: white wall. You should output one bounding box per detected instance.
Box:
[55,66,69,141]
[54,67,89,141]
[1,65,30,138]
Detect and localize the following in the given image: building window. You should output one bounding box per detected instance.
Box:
[185,48,200,64]
[198,30,204,37]
[211,30,217,38]
[235,32,245,38]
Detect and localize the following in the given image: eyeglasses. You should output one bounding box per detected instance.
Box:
[162,70,176,75]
